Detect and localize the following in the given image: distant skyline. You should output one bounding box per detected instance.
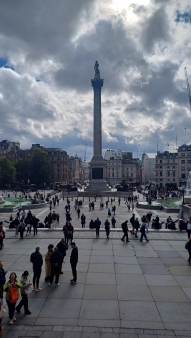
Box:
[0,0,191,161]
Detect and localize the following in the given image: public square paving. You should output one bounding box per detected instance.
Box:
[0,194,191,337]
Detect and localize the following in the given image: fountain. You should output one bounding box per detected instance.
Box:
[0,196,4,204]
[184,171,191,204]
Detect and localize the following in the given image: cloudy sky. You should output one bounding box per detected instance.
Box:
[0,0,191,161]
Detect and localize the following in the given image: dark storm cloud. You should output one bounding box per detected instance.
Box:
[141,6,170,52]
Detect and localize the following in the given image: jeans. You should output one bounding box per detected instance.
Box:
[33,226,38,235]
[7,301,16,319]
[16,294,29,313]
[71,263,77,282]
[50,265,60,285]
[140,233,148,241]
[96,228,100,237]
[121,231,129,241]
[33,268,41,288]
[15,227,19,236]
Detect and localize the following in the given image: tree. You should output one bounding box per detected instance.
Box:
[14,159,30,183]
[30,149,51,185]
[0,158,16,185]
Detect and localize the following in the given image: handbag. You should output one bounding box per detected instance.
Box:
[0,306,6,318]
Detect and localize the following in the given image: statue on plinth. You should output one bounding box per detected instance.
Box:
[94,61,100,76]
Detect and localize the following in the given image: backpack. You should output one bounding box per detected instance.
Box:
[0,233,4,239]
[9,284,19,303]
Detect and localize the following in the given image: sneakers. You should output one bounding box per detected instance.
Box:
[55,283,60,286]
[48,283,52,287]
[35,288,42,291]
[9,320,13,325]
[25,310,31,315]
[33,287,36,291]
[71,280,76,285]
[121,239,125,241]
[13,317,16,321]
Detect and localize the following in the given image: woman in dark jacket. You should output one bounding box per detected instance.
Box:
[104,219,110,239]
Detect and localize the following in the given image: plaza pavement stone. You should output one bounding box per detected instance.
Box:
[1,195,191,337]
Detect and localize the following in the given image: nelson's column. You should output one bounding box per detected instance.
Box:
[87,61,110,192]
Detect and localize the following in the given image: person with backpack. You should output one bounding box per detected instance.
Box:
[15,271,32,315]
[121,220,130,242]
[4,272,21,325]
[140,222,149,242]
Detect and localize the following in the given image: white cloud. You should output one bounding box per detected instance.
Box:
[0,0,191,161]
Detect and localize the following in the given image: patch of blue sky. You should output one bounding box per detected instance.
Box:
[175,9,191,23]
[0,57,14,70]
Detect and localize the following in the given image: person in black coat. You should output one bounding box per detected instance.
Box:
[70,242,78,284]
[32,216,39,236]
[121,221,130,242]
[57,239,68,274]
[94,218,101,238]
[30,247,43,291]
[49,247,63,286]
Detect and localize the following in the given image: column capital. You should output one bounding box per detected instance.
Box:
[91,79,104,89]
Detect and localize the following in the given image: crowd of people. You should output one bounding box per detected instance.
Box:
[0,238,78,326]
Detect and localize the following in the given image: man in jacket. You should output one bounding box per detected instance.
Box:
[49,247,63,286]
[32,215,39,236]
[94,218,101,238]
[30,247,43,291]
[57,239,68,274]
[70,242,78,285]
[51,211,57,230]
[121,220,130,242]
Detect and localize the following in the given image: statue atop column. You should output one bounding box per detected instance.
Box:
[94,61,100,77]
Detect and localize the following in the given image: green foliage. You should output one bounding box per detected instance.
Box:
[14,158,30,183]
[0,158,16,184]
[30,149,51,184]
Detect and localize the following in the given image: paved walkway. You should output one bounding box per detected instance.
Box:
[1,194,191,337]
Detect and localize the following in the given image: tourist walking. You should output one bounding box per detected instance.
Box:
[104,219,110,239]
[15,271,32,315]
[45,244,54,282]
[4,272,21,325]
[108,208,111,217]
[94,218,101,238]
[57,239,68,273]
[49,247,63,286]
[81,214,86,228]
[70,242,78,285]
[121,220,130,242]
[140,223,149,242]
[130,214,135,234]
[30,247,43,291]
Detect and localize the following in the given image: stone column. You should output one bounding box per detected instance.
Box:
[92,76,104,159]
